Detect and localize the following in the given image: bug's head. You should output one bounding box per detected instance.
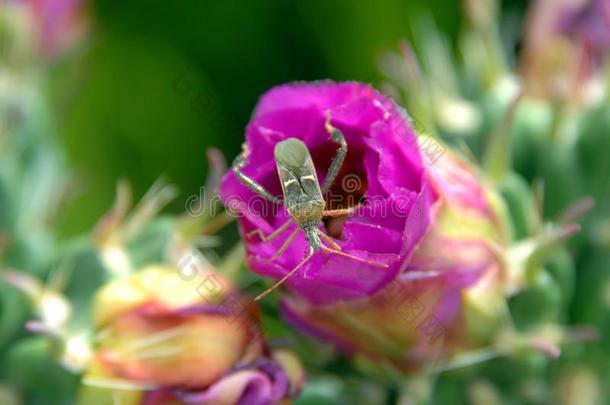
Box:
[274,138,309,169]
[304,227,322,252]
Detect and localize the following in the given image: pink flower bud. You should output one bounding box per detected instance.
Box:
[281,145,510,371]
[81,266,304,404]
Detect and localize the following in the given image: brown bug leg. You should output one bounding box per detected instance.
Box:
[322,205,360,217]
[246,219,294,242]
[318,230,342,251]
[320,245,388,268]
[261,228,300,263]
[255,247,315,301]
[318,227,387,269]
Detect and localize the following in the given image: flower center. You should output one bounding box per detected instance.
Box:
[310,142,368,239]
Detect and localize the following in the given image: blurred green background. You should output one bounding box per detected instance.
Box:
[55,0,525,236]
[5,0,610,403]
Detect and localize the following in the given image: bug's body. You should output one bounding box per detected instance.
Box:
[274,138,325,251]
[232,114,387,300]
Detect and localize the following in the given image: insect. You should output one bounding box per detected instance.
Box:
[232,113,388,301]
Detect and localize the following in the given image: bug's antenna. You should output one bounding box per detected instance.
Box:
[254,248,315,301]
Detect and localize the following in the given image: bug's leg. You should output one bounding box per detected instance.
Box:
[261,228,300,263]
[320,244,388,268]
[321,112,348,194]
[322,205,361,218]
[321,204,363,248]
[255,248,315,301]
[318,230,342,251]
[246,219,293,242]
[233,144,283,205]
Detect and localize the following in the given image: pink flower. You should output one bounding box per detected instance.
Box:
[220,82,436,304]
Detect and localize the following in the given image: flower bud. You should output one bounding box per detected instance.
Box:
[281,144,511,371]
[81,265,304,405]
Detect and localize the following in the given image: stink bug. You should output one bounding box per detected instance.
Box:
[232,113,388,300]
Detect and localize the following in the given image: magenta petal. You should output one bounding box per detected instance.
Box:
[252,81,378,119]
